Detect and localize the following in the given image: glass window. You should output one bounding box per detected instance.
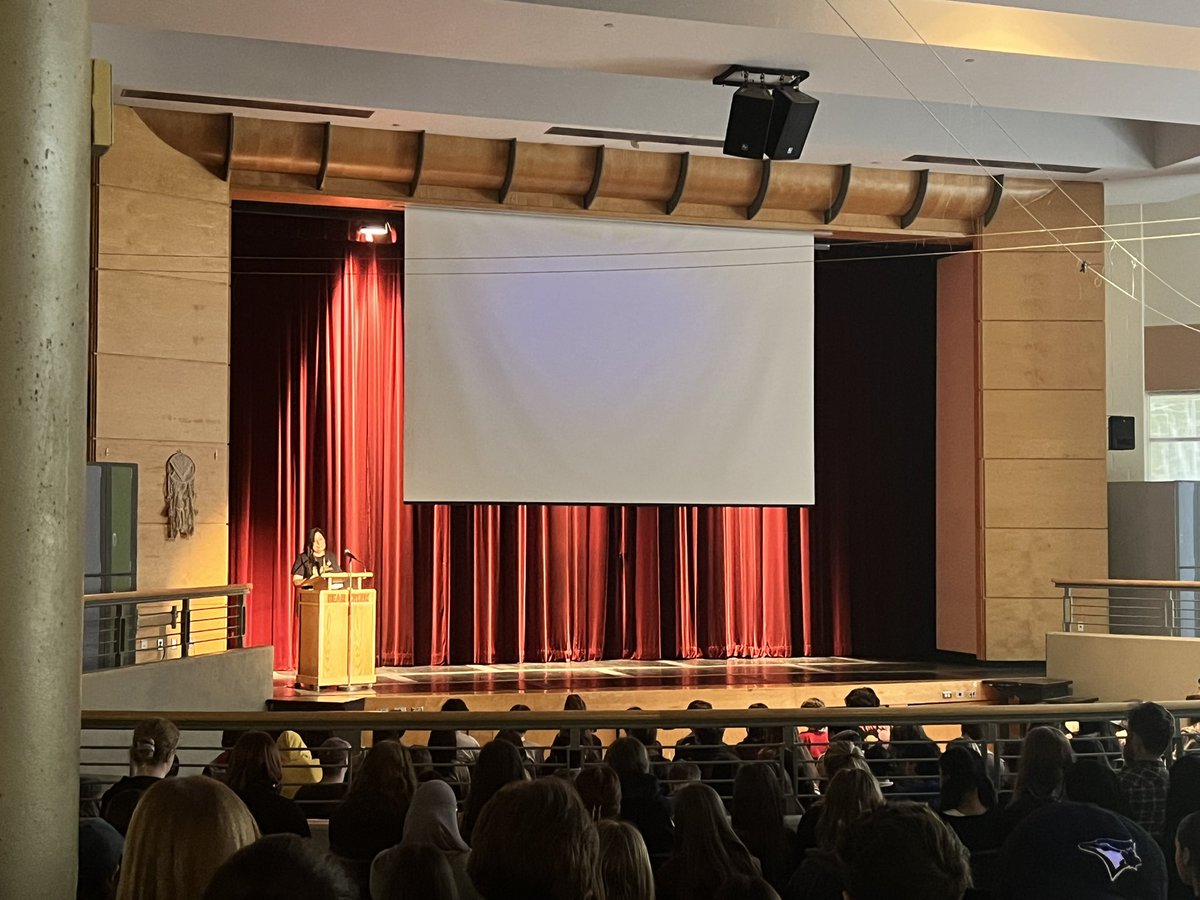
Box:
[1147,393,1200,480]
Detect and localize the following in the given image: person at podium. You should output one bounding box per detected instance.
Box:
[291,526,341,586]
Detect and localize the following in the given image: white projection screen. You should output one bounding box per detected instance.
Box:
[404,207,814,505]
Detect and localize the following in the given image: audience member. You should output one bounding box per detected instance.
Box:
[798,697,829,760]
[667,761,701,794]
[840,802,971,900]
[461,739,527,845]
[1176,810,1200,898]
[937,745,1002,891]
[203,729,243,780]
[1002,725,1074,835]
[78,817,123,900]
[329,740,417,863]
[997,801,1167,900]
[737,703,811,805]
[225,730,310,838]
[370,843,460,900]
[842,688,893,784]
[99,717,179,836]
[715,875,782,900]
[115,776,258,900]
[959,723,1011,788]
[371,779,481,900]
[79,776,104,819]
[624,707,670,776]
[428,698,481,786]
[201,833,357,900]
[1119,701,1175,840]
[732,764,798,893]
[605,736,675,865]
[295,736,352,818]
[597,819,656,900]
[410,745,438,782]
[656,783,761,900]
[675,700,742,805]
[545,694,603,773]
[1165,755,1200,899]
[499,703,542,768]
[575,763,622,820]
[792,740,870,853]
[468,778,602,900]
[1072,719,1123,768]
[892,735,942,802]
[276,730,323,799]
[786,767,883,900]
[1066,758,1132,817]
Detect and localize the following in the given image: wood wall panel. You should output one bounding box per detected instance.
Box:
[93,438,228,527]
[984,597,1063,661]
[982,390,1106,459]
[98,186,229,260]
[984,528,1108,599]
[981,252,1105,321]
[981,321,1105,390]
[1145,325,1200,392]
[101,107,229,202]
[980,182,1105,255]
[94,355,228,444]
[984,459,1108,529]
[136,523,230,588]
[96,269,229,364]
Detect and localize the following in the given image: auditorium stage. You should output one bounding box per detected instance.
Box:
[271,656,1043,713]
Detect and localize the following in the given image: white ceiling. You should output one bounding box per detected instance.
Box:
[89,0,1200,180]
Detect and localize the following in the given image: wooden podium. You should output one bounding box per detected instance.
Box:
[296,572,376,690]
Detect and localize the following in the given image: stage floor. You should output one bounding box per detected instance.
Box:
[272,656,1043,711]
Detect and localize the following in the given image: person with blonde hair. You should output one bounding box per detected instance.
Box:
[656,783,761,900]
[786,768,884,899]
[1001,725,1074,835]
[793,740,871,852]
[276,730,322,798]
[597,819,655,900]
[99,717,180,835]
[116,775,259,900]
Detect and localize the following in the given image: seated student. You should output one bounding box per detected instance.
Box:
[371,779,483,900]
[468,778,603,900]
[1118,701,1175,841]
[498,703,542,768]
[667,761,701,795]
[78,818,123,900]
[544,694,603,774]
[461,739,528,845]
[623,707,670,777]
[329,740,417,863]
[428,697,481,787]
[937,746,1003,894]
[294,736,351,819]
[606,737,675,866]
[892,736,942,803]
[115,776,259,900]
[997,801,1167,900]
[842,688,893,784]
[1001,726,1074,836]
[798,697,830,761]
[370,843,460,900]
[1167,754,1200,897]
[1064,758,1132,817]
[732,765,800,894]
[597,820,656,900]
[225,731,310,838]
[276,730,322,800]
[840,802,971,900]
[203,729,243,781]
[575,764,623,821]
[1071,719,1123,769]
[1176,810,1200,898]
[785,768,884,900]
[201,834,356,900]
[100,717,180,836]
[656,783,761,900]
[675,700,742,805]
[792,740,870,853]
[957,723,1012,788]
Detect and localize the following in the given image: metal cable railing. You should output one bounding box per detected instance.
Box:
[1057,578,1200,637]
[82,583,251,671]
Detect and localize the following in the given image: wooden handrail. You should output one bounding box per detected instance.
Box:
[1055,578,1200,590]
[83,583,252,606]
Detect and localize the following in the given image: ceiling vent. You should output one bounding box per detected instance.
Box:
[904,153,1097,175]
[120,89,375,119]
[545,126,722,149]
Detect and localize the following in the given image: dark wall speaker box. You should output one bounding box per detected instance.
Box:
[766,89,819,160]
[1108,415,1136,451]
[723,85,775,159]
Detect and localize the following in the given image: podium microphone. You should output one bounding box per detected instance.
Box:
[343,549,360,562]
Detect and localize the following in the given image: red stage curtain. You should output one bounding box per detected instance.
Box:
[229,215,815,669]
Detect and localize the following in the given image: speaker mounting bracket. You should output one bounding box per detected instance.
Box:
[712,65,811,88]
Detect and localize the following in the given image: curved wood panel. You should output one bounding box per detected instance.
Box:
[133,109,1059,236]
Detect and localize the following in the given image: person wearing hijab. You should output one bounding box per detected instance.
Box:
[277,731,322,799]
[370,779,482,900]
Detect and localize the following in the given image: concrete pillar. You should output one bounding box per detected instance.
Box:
[0,0,91,895]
